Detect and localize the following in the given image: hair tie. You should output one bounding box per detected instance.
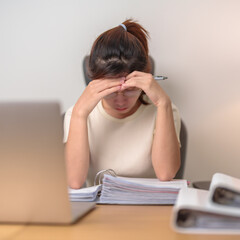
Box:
[119,23,127,31]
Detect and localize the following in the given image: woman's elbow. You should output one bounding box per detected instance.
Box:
[156,164,181,181]
[156,173,175,181]
[68,182,82,189]
[68,179,85,189]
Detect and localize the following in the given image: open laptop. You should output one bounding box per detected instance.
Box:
[0,102,95,224]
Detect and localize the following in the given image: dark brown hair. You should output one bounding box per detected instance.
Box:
[88,19,151,104]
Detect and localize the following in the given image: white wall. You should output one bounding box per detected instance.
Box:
[1,0,240,182]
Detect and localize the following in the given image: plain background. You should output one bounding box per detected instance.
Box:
[1,0,240,183]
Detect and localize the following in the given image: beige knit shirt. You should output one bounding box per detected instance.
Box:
[64,100,181,187]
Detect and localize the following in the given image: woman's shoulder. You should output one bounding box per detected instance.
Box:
[65,105,74,116]
[171,102,181,120]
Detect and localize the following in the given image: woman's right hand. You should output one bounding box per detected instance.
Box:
[72,77,124,119]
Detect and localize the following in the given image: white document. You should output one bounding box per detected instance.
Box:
[209,173,240,209]
[172,187,240,234]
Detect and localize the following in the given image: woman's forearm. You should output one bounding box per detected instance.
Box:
[152,99,180,181]
[65,78,123,189]
[65,111,90,189]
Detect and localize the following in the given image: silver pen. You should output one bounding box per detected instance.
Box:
[154,76,168,80]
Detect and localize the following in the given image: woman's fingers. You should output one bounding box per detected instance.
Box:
[125,71,149,80]
[74,77,124,118]
[84,76,125,101]
[90,77,125,94]
[123,72,153,91]
[98,85,121,98]
[122,77,143,90]
[123,71,170,107]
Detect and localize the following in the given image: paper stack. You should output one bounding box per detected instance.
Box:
[69,185,102,202]
[99,175,188,205]
[68,174,188,205]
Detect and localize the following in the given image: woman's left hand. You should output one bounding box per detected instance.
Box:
[123,71,170,107]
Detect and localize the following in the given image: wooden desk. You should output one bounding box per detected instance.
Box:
[0,205,239,240]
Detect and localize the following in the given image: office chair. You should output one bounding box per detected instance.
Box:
[83,55,91,85]
[175,120,187,179]
[82,55,187,179]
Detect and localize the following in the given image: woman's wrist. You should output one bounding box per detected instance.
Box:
[72,105,89,121]
[156,95,171,109]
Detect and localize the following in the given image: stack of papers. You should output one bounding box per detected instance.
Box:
[68,175,188,205]
[99,175,188,205]
[69,185,102,202]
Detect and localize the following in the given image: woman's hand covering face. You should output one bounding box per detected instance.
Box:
[123,71,170,107]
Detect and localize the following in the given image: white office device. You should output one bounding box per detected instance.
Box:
[0,102,95,224]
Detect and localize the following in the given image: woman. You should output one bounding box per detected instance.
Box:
[64,19,181,188]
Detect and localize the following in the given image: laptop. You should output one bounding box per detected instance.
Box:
[0,102,95,224]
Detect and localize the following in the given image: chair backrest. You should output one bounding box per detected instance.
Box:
[83,55,91,86]
[175,120,187,179]
[82,55,187,179]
